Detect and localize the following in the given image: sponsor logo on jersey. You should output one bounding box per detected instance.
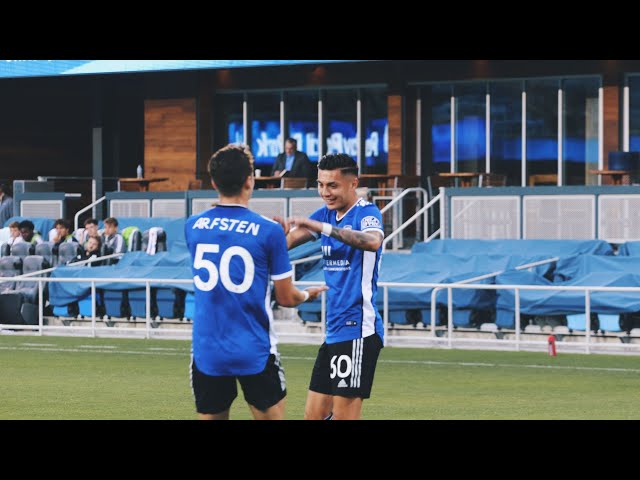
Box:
[361,216,382,229]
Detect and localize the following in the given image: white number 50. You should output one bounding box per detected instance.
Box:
[193,243,255,294]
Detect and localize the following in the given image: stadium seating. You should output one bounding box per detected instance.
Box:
[11,241,34,259]
[56,242,82,265]
[35,241,55,267]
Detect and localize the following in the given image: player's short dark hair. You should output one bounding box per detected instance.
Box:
[104,217,118,227]
[18,220,34,231]
[285,137,297,146]
[317,153,358,176]
[208,144,254,196]
[84,218,98,227]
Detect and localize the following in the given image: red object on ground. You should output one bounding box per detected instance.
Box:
[548,335,557,356]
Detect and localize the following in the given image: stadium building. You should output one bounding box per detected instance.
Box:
[3,60,640,354]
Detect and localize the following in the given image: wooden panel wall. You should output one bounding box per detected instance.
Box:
[387,95,402,175]
[144,99,196,191]
[602,85,619,171]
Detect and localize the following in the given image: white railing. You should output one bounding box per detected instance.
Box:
[3,274,640,354]
[382,192,442,252]
[74,196,106,232]
[379,187,429,250]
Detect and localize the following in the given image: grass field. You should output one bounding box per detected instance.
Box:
[1,334,640,419]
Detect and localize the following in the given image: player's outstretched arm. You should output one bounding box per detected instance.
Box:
[273,277,328,307]
[287,216,383,252]
[273,216,316,250]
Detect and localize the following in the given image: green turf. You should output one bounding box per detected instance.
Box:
[1,334,640,419]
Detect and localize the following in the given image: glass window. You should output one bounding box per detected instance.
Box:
[563,77,600,185]
[214,93,243,152]
[324,89,358,164]
[362,88,388,174]
[490,81,522,186]
[422,84,452,175]
[250,93,281,173]
[287,91,319,162]
[629,76,640,152]
[526,79,559,184]
[455,83,486,173]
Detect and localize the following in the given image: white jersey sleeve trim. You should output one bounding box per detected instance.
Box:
[362,227,385,238]
[271,270,294,281]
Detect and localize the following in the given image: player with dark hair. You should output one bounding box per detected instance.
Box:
[185,144,327,420]
[280,153,384,420]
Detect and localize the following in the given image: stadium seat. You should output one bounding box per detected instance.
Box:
[35,241,55,267]
[598,314,622,333]
[0,243,10,257]
[57,242,82,265]
[566,313,599,332]
[184,292,195,320]
[0,255,49,325]
[141,228,167,254]
[11,241,34,259]
[0,256,22,293]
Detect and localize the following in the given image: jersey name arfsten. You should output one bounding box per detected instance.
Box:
[191,217,260,236]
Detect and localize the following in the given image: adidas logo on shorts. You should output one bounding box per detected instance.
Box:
[338,379,348,388]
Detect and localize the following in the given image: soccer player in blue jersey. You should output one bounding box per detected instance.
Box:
[281,153,384,420]
[185,144,327,420]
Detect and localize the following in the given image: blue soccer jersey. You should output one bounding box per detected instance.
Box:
[308,198,384,344]
[185,204,293,376]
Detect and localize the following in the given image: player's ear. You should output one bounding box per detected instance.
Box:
[210,179,218,191]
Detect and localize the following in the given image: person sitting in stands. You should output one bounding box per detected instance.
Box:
[18,220,44,246]
[102,217,126,254]
[81,218,99,246]
[73,234,103,266]
[6,221,21,246]
[52,218,79,248]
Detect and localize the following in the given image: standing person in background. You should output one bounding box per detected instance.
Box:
[185,144,327,420]
[278,153,384,420]
[0,184,14,227]
[270,137,315,182]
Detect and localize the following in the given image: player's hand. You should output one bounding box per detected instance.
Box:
[273,216,291,235]
[287,216,323,234]
[304,286,329,302]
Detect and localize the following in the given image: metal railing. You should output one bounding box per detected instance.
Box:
[3,273,640,354]
[382,192,442,252]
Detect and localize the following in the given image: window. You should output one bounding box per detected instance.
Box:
[490,81,522,186]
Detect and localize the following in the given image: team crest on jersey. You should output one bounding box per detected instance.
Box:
[361,216,381,229]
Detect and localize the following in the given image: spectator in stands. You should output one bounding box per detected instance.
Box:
[185,143,327,420]
[18,220,44,245]
[0,184,14,227]
[73,234,103,266]
[81,218,99,246]
[270,137,316,182]
[281,153,384,420]
[6,221,21,246]
[102,217,126,254]
[52,219,78,248]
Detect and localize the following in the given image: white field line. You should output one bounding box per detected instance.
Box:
[2,344,638,374]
